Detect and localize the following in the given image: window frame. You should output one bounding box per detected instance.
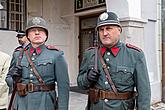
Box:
[0,0,26,31]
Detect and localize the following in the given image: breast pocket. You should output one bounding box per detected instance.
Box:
[116,66,134,86]
[37,59,54,77]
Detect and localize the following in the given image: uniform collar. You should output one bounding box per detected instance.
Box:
[101,41,121,57]
[29,44,45,55]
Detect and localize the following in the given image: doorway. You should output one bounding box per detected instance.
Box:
[79,14,100,64]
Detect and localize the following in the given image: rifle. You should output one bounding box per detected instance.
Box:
[86,31,99,110]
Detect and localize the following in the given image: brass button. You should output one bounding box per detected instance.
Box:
[106,58,109,62]
[107,52,110,55]
[105,81,108,85]
[104,99,108,102]
[31,57,35,61]
[30,74,33,77]
[32,53,36,56]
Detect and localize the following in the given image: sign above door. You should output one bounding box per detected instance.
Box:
[75,0,106,12]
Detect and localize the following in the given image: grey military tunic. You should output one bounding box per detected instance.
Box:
[6,44,69,110]
[77,41,151,110]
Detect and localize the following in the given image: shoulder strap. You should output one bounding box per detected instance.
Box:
[126,43,142,52]
[98,48,118,95]
[46,45,60,51]
[25,50,46,86]
[17,48,24,66]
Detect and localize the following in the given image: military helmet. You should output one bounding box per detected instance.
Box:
[96,12,121,31]
[25,17,48,37]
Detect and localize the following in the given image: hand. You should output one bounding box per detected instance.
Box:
[10,65,22,82]
[87,68,100,84]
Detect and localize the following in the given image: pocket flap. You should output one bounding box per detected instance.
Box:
[37,59,53,66]
[117,66,134,74]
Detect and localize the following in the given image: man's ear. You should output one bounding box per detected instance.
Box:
[118,27,122,33]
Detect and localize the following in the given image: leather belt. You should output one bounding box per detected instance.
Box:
[89,88,136,100]
[27,83,55,92]
[17,83,55,92]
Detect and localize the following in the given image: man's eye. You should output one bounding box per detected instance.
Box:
[99,29,104,32]
[106,27,112,30]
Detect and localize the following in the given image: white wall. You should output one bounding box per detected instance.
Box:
[0,30,18,56]
[106,0,141,18]
[60,0,80,86]
[142,0,162,103]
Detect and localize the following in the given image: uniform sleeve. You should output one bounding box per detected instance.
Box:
[77,51,91,90]
[5,53,17,88]
[55,52,69,110]
[135,52,151,110]
[0,55,10,96]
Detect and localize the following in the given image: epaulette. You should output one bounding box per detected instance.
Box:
[14,46,23,51]
[85,47,95,51]
[46,45,60,51]
[126,43,142,52]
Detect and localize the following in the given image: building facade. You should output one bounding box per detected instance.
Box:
[0,0,162,104]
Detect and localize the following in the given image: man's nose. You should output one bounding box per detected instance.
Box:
[103,29,108,36]
[35,30,39,35]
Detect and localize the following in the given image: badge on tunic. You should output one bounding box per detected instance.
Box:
[32,17,41,25]
[99,12,108,21]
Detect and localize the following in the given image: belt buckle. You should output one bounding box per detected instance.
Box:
[28,83,34,92]
[99,90,106,99]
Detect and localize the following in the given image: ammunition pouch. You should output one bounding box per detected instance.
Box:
[89,88,99,104]
[16,83,27,97]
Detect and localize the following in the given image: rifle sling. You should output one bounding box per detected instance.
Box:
[94,47,98,72]
[98,48,118,95]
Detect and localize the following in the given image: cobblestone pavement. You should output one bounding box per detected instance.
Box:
[70,91,165,110]
[69,91,88,110]
[151,102,165,110]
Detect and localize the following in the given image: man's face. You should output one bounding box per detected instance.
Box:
[98,25,121,48]
[27,27,47,45]
[18,36,28,45]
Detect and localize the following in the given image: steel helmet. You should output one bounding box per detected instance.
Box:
[25,17,48,37]
[96,12,122,31]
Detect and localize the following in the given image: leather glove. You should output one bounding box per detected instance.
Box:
[87,67,100,84]
[10,65,22,82]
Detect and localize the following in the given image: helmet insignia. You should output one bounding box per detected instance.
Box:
[32,17,41,25]
[117,17,119,21]
[99,12,108,21]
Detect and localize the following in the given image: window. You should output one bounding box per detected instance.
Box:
[0,0,7,28]
[0,0,26,30]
